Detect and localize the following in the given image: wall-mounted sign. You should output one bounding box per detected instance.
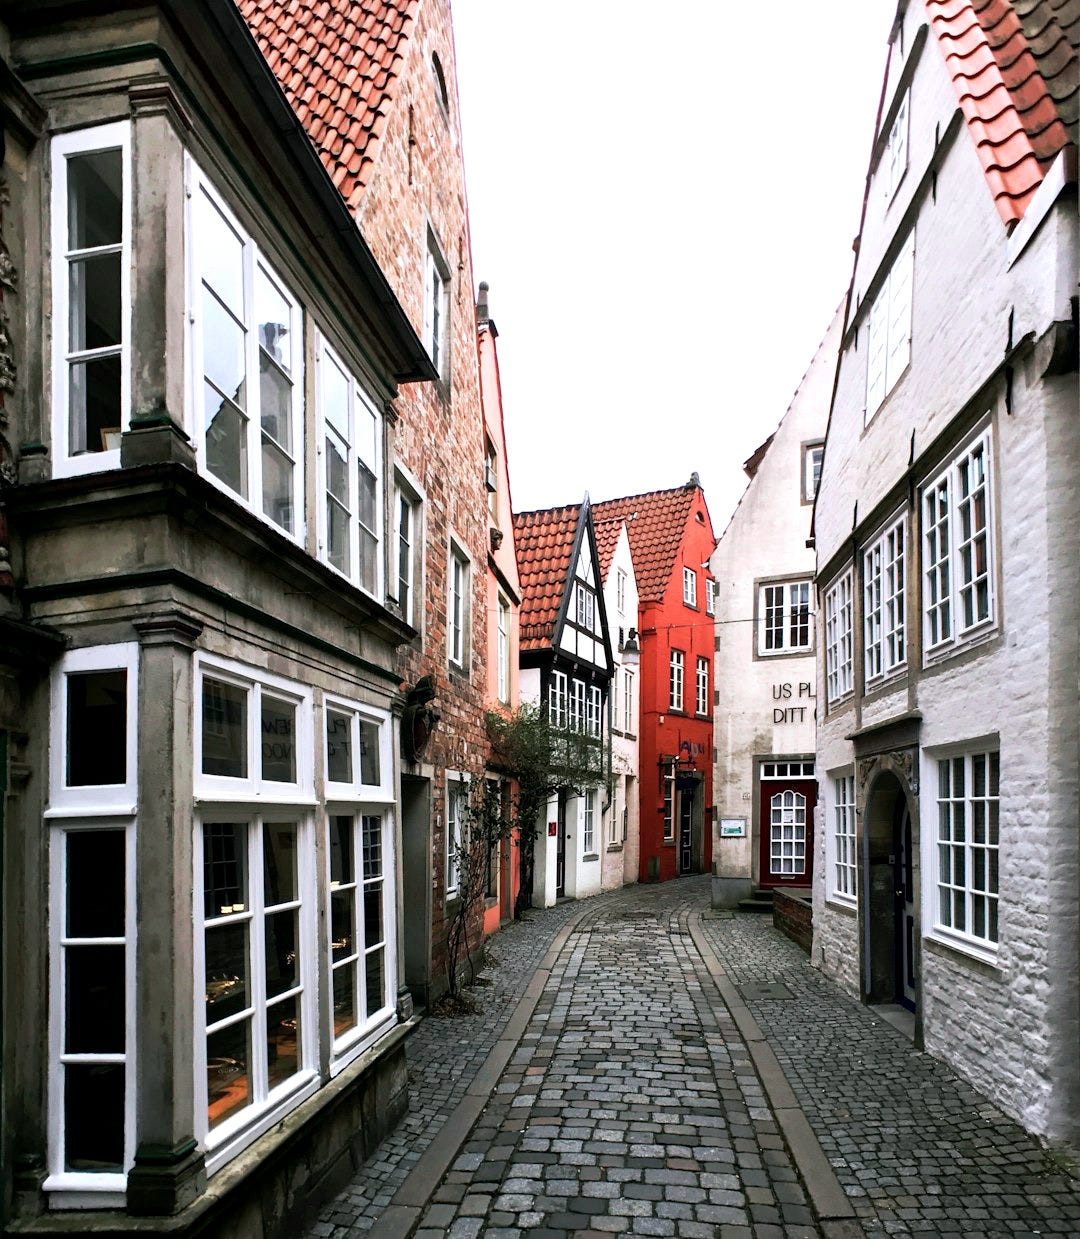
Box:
[771,681,814,724]
[548,821,558,837]
[720,818,746,838]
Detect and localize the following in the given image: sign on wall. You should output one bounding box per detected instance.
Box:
[720,818,746,838]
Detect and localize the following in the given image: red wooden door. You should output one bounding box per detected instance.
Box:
[758,776,816,888]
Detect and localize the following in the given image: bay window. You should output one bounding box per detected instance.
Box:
[317,336,382,596]
[51,123,131,476]
[188,163,304,538]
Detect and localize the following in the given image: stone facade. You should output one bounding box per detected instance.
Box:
[812,1,1078,1144]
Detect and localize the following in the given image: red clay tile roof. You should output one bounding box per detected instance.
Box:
[513,504,582,651]
[237,0,416,212]
[592,515,625,583]
[591,485,704,605]
[928,0,1079,225]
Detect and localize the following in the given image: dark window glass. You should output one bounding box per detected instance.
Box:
[365,948,385,1020]
[66,669,126,787]
[202,679,247,778]
[267,994,300,1091]
[203,822,247,920]
[65,944,124,1054]
[327,710,352,783]
[207,1019,250,1130]
[66,830,124,937]
[68,149,122,249]
[263,823,297,905]
[204,922,249,1023]
[329,815,353,886]
[264,909,297,1000]
[64,1063,124,1171]
[260,697,296,783]
[332,962,356,1037]
[359,719,380,786]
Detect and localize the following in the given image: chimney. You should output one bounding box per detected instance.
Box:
[686,471,701,490]
[476,280,490,327]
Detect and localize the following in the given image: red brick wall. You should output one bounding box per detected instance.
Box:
[357,0,489,985]
[773,891,813,954]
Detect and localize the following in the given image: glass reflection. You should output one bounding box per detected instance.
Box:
[207,1019,251,1129]
[267,995,300,1090]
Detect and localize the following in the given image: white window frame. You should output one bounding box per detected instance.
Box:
[45,819,136,1207]
[324,697,394,804]
[824,569,854,705]
[928,745,1000,959]
[922,428,995,659]
[662,758,676,841]
[669,649,685,712]
[497,593,511,704]
[865,231,915,419]
[583,789,597,854]
[194,654,315,804]
[315,333,383,596]
[326,807,397,1072]
[705,578,716,617]
[445,773,465,897]
[828,772,857,905]
[569,678,586,733]
[803,442,824,503]
[448,540,470,669]
[186,159,305,541]
[616,568,627,615]
[682,567,697,607]
[423,229,451,380]
[695,656,709,717]
[548,670,568,729]
[194,811,319,1174]
[393,476,422,629]
[863,515,907,686]
[576,583,595,630]
[587,686,602,739]
[51,122,132,479]
[884,90,909,201]
[622,668,635,734]
[49,643,139,816]
[757,580,812,656]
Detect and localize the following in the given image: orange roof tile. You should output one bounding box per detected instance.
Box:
[591,484,704,605]
[592,515,625,583]
[513,504,582,651]
[928,0,1078,225]
[237,0,416,213]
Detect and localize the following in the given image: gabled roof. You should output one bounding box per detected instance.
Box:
[591,482,709,604]
[927,0,1079,225]
[513,503,582,651]
[237,0,416,213]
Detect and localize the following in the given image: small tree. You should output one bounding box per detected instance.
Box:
[486,703,607,920]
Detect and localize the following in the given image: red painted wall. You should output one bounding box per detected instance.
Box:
[636,491,716,882]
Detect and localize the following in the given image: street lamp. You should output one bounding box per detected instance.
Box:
[621,628,641,667]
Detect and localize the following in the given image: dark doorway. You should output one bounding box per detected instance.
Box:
[678,785,694,874]
[864,772,918,1013]
[555,790,567,898]
[896,801,917,1012]
[401,776,432,1006]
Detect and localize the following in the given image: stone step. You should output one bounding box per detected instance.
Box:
[737,895,775,913]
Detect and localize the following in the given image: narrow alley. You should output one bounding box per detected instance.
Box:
[306,880,1080,1239]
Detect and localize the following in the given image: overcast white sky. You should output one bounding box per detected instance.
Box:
[451,1,897,528]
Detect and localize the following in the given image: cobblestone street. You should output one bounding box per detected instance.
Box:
[306,879,1080,1239]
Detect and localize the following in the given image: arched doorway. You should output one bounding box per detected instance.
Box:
[863,771,917,1012]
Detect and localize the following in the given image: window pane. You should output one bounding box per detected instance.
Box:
[329,815,353,885]
[204,383,249,497]
[362,815,383,879]
[256,267,293,374]
[202,679,248,778]
[64,1063,124,1172]
[364,886,383,947]
[267,994,300,1091]
[332,963,356,1037]
[360,525,378,595]
[327,712,353,784]
[260,696,296,783]
[365,948,385,1020]
[203,821,248,919]
[202,288,247,410]
[207,1019,250,1129]
[322,354,350,440]
[262,437,294,532]
[328,494,350,574]
[263,822,297,905]
[204,922,249,1023]
[69,353,122,455]
[66,669,126,787]
[67,830,125,937]
[68,149,122,249]
[330,890,355,960]
[359,719,380,786]
[260,352,292,450]
[69,252,121,351]
[198,192,244,317]
[265,909,297,999]
[65,944,125,1053]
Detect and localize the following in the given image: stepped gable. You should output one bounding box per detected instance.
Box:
[237,0,416,212]
[591,485,699,605]
[513,504,582,651]
[927,0,1079,225]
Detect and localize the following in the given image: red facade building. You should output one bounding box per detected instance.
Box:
[593,477,718,883]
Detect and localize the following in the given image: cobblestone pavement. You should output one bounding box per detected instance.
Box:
[310,878,1080,1238]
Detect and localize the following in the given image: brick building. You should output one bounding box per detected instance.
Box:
[244,0,494,1006]
[812,0,1078,1142]
[592,479,718,884]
